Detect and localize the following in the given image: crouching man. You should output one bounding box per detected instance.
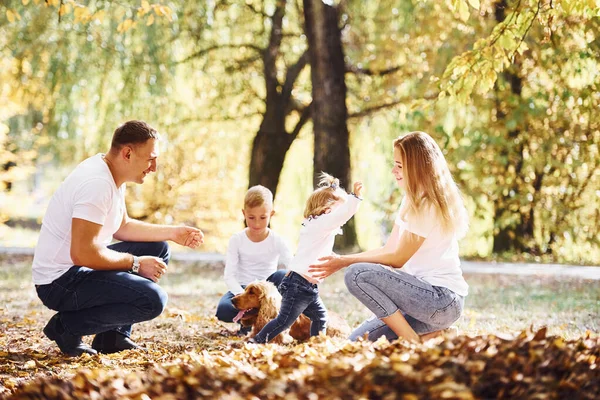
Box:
[32,120,203,356]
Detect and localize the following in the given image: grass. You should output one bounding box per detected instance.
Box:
[0,254,598,396]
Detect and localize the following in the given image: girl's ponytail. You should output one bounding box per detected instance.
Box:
[317,172,340,191]
[304,172,344,218]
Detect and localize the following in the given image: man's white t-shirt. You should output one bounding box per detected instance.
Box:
[32,154,125,285]
[395,198,469,296]
[224,229,293,295]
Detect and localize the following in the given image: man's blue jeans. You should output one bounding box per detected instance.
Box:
[35,241,170,338]
[253,271,327,343]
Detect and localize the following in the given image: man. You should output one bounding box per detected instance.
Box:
[32,120,203,356]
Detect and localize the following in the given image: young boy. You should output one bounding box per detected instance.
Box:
[215,185,292,334]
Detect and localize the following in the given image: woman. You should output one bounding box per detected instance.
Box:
[309,131,469,342]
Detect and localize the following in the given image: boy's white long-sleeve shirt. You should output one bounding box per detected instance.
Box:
[289,192,362,278]
[224,229,293,295]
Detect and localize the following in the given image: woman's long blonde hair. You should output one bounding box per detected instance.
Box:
[303,172,344,219]
[394,132,469,238]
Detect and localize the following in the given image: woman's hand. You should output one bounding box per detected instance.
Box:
[308,254,350,280]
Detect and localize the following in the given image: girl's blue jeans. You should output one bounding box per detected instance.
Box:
[253,271,327,343]
[344,263,464,341]
[35,241,170,338]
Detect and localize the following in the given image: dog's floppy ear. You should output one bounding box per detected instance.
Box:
[258,284,280,319]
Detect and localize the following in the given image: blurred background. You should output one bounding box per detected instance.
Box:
[1,0,598,265]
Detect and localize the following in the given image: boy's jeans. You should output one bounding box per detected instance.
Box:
[254,271,327,343]
[35,241,170,338]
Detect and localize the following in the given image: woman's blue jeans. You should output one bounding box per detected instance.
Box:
[35,241,170,338]
[344,263,464,341]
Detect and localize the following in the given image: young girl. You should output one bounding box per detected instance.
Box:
[309,131,469,343]
[252,173,363,343]
[216,185,293,333]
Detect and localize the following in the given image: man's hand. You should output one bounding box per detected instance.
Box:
[308,254,349,280]
[138,256,167,283]
[172,226,204,249]
[353,181,364,198]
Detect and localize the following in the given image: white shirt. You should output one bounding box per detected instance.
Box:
[32,154,125,285]
[224,229,293,294]
[290,192,362,279]
[395,197,469,296]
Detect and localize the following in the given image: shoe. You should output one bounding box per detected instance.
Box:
[43,314,97,357]
[91,330,144,354]
[237,325,251,336]
[446,326,459,337]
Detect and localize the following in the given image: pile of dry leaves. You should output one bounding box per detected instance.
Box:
[5,327,599,399]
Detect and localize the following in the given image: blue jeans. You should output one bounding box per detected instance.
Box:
[344,263,464,341]
[253,271,327,343]
[215,269,287,323]
[35,241,170,338]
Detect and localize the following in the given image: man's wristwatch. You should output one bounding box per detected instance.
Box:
[130,256,140,274]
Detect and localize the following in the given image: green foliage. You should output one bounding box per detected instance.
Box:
[0,0,599,263]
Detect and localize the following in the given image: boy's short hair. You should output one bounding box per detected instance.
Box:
[244,185,273,209]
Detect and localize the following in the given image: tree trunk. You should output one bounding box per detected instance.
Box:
[247,0,310,199]
[248,109,295,194]
[492,0,535,254]
[303,0,357,250]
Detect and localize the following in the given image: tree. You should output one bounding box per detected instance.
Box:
[438,0,600,259]
[303,0,356,249]
[246,0,311,197]
[491,0,533,253]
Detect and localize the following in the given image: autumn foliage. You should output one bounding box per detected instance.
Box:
[2,327,598,400]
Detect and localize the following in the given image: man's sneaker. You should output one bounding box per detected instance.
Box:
[43,314,97,357]
[91,330,144,354]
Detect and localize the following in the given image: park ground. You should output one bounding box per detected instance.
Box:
[0,254,598,399]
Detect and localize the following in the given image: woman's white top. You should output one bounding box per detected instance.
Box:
[395,197,469,296]
[290,192,362,279]
[224,229,293,294]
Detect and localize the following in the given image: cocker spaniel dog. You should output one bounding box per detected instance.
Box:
[231,281,287,344]
[231,280,351,343]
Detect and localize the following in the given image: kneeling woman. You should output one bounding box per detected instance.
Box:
[309,131,469,342]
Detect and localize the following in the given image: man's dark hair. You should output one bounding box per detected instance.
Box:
[110,120,159,150]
